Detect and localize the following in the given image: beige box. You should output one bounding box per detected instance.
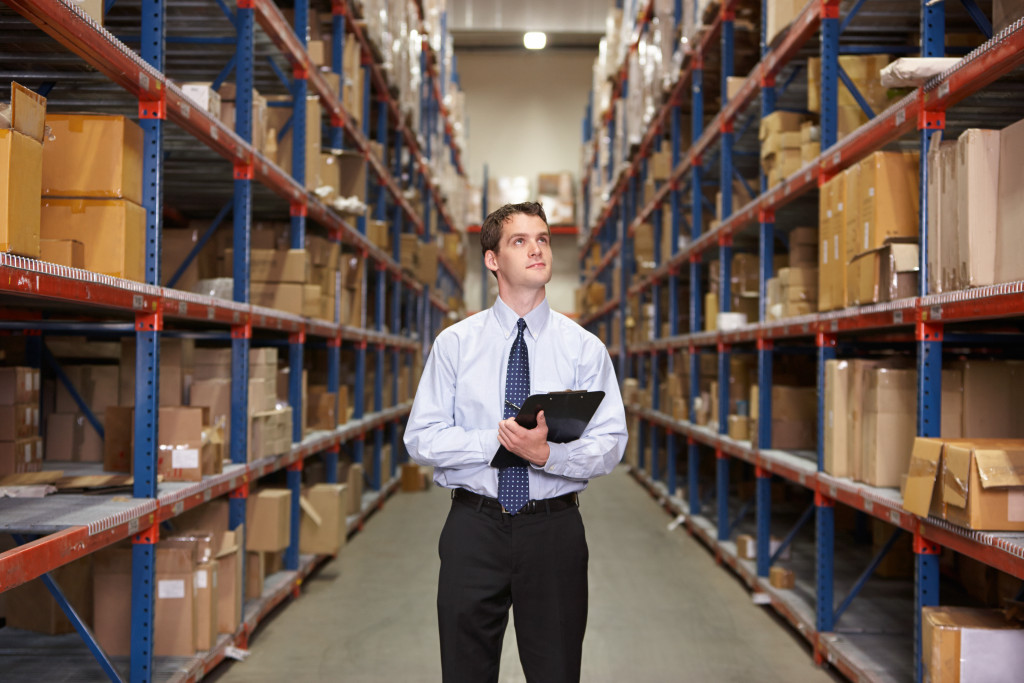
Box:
[995,117,1024,284]
[955,129,1000,289]
[157,406,204,482]
[216,527,243,634]
[224,248,309,284]
[299,483,348,555]
[856,151,919,255]
[42,114,144,203]
[769,566,795,589]
[0,86,45,257]
[246,489,292,552]
[735,534,756,560]
[861,368,916,487]
[943,439,1024,531]
[922,606,1024,683]
[40,198,145,282]
[824,359,851,478]
[194,559,219,651]
[40,238,85,268]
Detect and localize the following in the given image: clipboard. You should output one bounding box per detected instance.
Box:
[490,391,605,468]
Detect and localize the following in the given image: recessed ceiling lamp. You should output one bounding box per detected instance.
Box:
[524,31,547,50]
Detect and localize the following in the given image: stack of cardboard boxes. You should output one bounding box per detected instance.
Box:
[0,367,42,475]
[760,111,811,188]
[818,150,920,311]
[921,607,1024,682]
[808,55,891,139]
[0,84,45,261]
[765,227,817,320]
[40,112,145,281]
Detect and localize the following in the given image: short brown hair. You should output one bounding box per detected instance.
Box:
[480,202,549,258]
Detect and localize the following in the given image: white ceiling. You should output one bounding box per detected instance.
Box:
[447,0,608,34]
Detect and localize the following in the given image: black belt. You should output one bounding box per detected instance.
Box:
[452,488,579,515]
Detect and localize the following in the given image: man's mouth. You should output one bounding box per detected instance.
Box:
[528,263,546,269]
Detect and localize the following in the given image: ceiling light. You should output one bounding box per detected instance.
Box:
[524,32,547,50]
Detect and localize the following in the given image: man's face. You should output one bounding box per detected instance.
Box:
[486,213,553,290]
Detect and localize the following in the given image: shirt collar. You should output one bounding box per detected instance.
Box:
[492,296,550,340]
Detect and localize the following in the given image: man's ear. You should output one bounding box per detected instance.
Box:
[484,249,499,274]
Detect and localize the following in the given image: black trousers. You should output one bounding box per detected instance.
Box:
[437,496,589,683]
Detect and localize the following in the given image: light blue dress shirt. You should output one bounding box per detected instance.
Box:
[404,296,628,500]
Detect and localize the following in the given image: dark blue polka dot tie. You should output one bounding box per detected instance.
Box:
[498,318,530,515]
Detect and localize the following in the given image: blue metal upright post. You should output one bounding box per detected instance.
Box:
[815,332,837,633]
[285,459,302,571]
[289,333,304,445]
[326,335,341,483]
[756,339,773,577]
[688,348,700,517]
[330,6,346,151]
[132,2,165,678]
[290,0,309,249]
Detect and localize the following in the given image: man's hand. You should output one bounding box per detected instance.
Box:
[497,411,550,466]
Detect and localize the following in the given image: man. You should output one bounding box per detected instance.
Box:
[404,201,627,683]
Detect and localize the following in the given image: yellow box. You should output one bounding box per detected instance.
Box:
[0,129,42,257]
[42,114,144,203]
[40,198,144,281]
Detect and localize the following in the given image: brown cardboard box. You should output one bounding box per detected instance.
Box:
[56,364,119,415]
[727,415,750,441]
[92,547,133,655]
[759,111,807,141]
[334,150,367,203]
[960,360,1024,438]
[922,606,1024,682]
[735,534,756,560]
[926,136,955,294]
[303,283,321,318]
[299,483,348,555]
[190,378,231,442]
[862,368,916,487]
[955,129,1000,289]
[995,117,1024,284]
[0,403,37,441]
[250,282,306,316]
[42,114,143,203]
[943,440,1024,530]
[194,559,219,651]
[215,529,242,634]
[224,248,309,283]
[0,85,44,257]
[824,359,850,477]
[0,367,38,405]
[347,462,364,515]
[157,406,204,482]
[46,413,102,462]
[847,240,919,305]
[265,96,321,190]
[40,198,145,282]
[856,151,919,255]
[245,551,265,600]
[367,219,390,251]
[306,386,337,431]
[103,405,133,471]
[6,555,93,634]
[769,566,795,589]
[765,0,802,44]
[903,437,949,517]
[40,238,85,268]
[246,488,292,551]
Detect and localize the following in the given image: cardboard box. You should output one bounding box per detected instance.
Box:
[996,118,1024,284]
[216,528,242,634]
[103,405,133,472]
[903,437,949,518]
[40,198,145,282]
[824,360,850,477]
[6,555,93,634]
[759,111,807,141]
[299,483,348,555]
[190,378,231,442]
[769,566,795,589]
[922,606,1024,682]
[92,547,133,655]
[727,415,750,441]
[155,406,204,481]
[250,282,306,316]
[245,551,265,600]
[846,240,919,305]
[942,440,1024,530]
[55,363,119,415]
[265,95,321,190]
[224,248,310,283]
[0,125,43,256]
[194,559,219,651]
[955,129,1000,289]
[765,0,802,45]
[926,136,956,294]
[735,534,756,560]
[40,238,85,268]
[0,403,37,441]
[862,368,916,487]
[960,360,1024,438]
[42,114,143,203]
[246,488,292,551]
[856,151,919,255]
[306,386,337,432]
[347,462,364,515]
[181,83,222,118]
[0,366,38,405]
[46,413,102,462]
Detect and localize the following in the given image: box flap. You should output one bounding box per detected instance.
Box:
[942,443,971,508]
[299,495,322,526]
[903,438,943,516]
[216,527,241,558]
[888,243,920,273]
[973,448,1024,489]
[11,82,46,142]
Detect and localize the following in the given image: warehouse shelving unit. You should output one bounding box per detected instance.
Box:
[0,0,466,680]
[579,1,1024,681]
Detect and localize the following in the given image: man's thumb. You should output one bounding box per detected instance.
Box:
[537,411,546,424]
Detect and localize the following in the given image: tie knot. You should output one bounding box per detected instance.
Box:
[517,318,527,334]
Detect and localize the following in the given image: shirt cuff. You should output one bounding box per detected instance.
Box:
[477,429,500,464]
[540,441,570,474]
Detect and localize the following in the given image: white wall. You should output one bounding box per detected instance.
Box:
[456,48,597,315]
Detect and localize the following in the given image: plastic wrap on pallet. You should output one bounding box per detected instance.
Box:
[879,57,962,88]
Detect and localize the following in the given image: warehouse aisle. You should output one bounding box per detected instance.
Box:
[210,468,833,682]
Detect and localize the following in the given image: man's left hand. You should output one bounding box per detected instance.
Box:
[497,410,550,466]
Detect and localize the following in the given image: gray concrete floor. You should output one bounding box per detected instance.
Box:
[209,467,835,682]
